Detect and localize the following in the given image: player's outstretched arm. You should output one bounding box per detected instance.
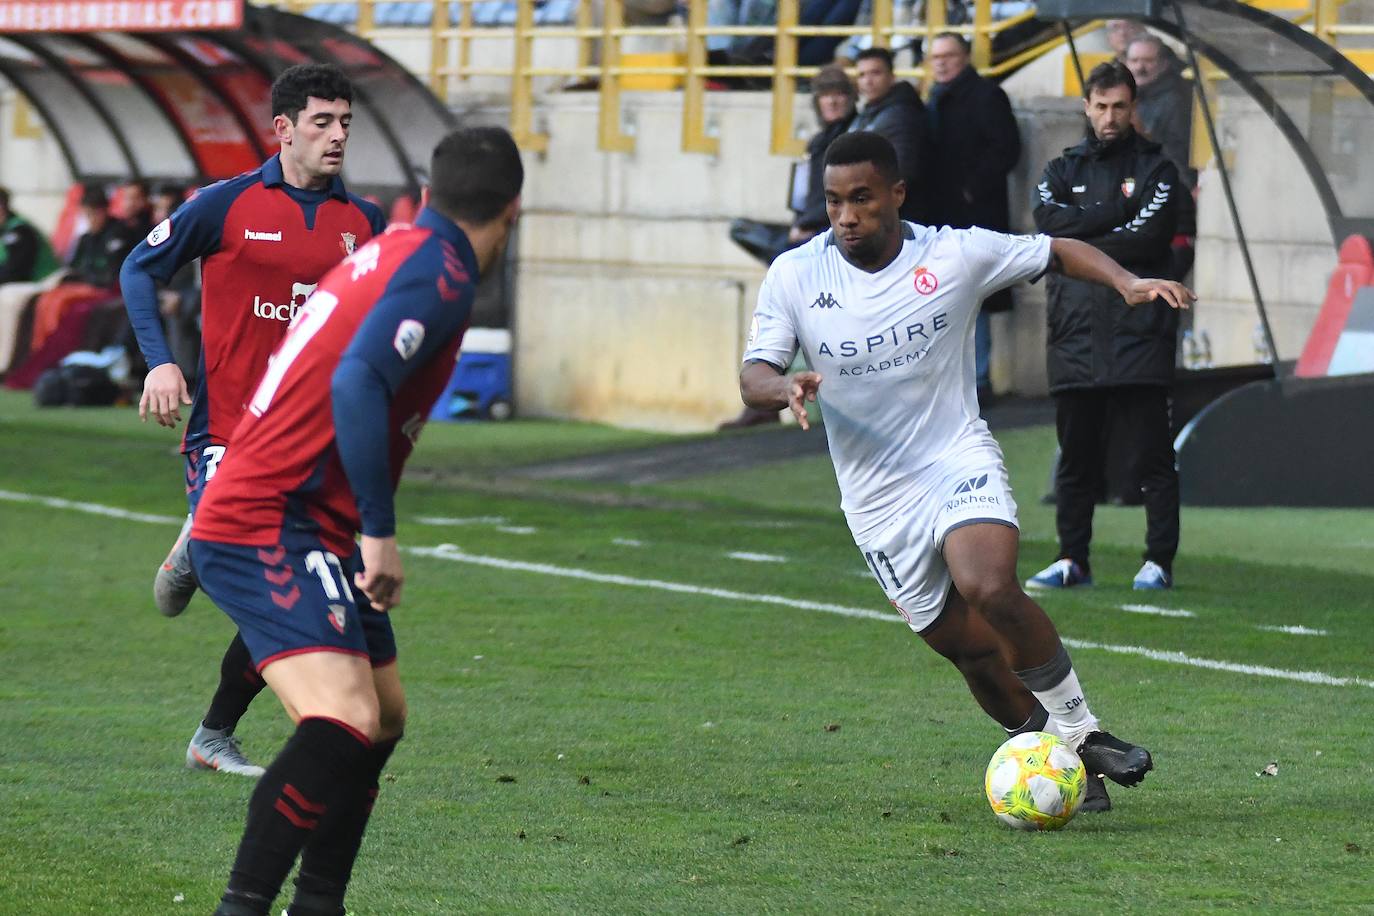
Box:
[1049,237,1195,312]
[740,360,822,431]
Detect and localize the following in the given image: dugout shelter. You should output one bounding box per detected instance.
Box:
[1039,0,1374,506]
[0,1,455,205]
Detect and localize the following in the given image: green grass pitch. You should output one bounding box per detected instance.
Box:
[1,390,1371,913]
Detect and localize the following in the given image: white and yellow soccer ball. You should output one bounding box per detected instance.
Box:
[984,731,1087,830]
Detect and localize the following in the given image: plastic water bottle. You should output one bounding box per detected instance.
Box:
[1199,330,1214,368]
[1180,329,1201,369]
[1252,322,1274,364]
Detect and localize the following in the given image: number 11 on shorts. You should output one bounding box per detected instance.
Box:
[865,551,902,592]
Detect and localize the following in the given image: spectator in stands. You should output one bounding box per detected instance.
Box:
[1028,61,1184,592]
[835,0,920,65]
[1104,19,1147,63]
[0,187,62,378]
[925,31,1021,405]
[728,64,857,267]
[1126,35,1192,184]
[1126,34,1196,279]
[848,46,931,222]
[26,185,135,357]
[721,65,857,430]
[121,179,154,238]
[0,187,59,286]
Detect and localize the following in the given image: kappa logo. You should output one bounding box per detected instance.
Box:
[244,228,283,242]
[327,603,347,635]
[810,292,841,309]
[952,474,989,495]
[914,267,939,295]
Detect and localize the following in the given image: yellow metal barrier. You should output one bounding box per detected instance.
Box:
[256,0,1373,158]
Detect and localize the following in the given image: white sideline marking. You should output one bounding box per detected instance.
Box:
[1120,603,1196,619]
[6,488,1371,691]
[409,544,900,623]
[1258,625,1329,637]
[612,538,645,548]
[0,489,182,525]
[496,526,537,535]
[727,551,788,564]
[1059,638,1374,689]
[416,516,507,527]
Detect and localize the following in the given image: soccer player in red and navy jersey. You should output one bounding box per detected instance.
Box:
[191,126,522,916]
[120,64,386,777]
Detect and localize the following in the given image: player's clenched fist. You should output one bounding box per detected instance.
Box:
[788,371,823,431]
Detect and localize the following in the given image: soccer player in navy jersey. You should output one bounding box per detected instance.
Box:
[121,64,387,777]
[190,126,522,916]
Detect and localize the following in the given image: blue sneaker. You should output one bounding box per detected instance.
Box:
[1132,561,1173,590]
[1024,558,1092,590]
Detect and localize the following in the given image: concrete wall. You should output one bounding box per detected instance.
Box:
[0,87,79,236]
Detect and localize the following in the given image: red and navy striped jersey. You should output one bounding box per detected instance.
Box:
[191,208,477,556]
[121,155,386,456]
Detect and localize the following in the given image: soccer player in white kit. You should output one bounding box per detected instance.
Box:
[740,132,1193,812]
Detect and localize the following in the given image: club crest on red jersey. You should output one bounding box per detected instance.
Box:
[340,232,357,256]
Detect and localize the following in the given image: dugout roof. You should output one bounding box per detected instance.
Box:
[0,5,454,199]
[1038,0,1374,245]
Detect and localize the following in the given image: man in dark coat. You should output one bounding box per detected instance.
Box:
[1028,61,1185,593]
[848,46,931,223]
[926,32,1022,399]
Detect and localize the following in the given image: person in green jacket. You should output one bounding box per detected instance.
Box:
[0,187,59,285]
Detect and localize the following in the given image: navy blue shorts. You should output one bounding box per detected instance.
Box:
[190,536,397,672]
[184,445,228,515]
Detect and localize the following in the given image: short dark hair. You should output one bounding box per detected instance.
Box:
[1083,60,1137,100]
[80,184,108,210]
[271,63,353,123]
[824,130,901,186]
[855,47,894,71]
[932,31,971,54]
[0,187,10,211]
[429,126,524,224]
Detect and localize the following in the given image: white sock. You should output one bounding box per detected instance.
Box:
[1015,645,1099,748]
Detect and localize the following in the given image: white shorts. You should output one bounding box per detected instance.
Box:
[854,439,1018,634]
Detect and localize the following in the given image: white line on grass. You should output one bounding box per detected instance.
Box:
[727,551,788,564]
[6,489,1369,691]
[415,516,507,527]
[612,538,645,548]
[1120,603,1196,618]
[0,489,182,525]
[495,526,538,535]
[1258,625,1329,637]
[1059,638,1374,688]
[407,544,900,623]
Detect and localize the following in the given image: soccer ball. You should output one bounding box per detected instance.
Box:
[984,731,1086,830]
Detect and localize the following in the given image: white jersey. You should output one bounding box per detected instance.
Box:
[743,222,1052,540]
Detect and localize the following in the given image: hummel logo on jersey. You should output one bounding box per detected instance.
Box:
[810,292,841,309]
[952,474,989,495]
[245,229,282,242]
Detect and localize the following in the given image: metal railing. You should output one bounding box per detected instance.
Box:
[259,0,1369,156]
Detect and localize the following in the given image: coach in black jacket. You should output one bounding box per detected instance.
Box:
[1029,61,1184,593]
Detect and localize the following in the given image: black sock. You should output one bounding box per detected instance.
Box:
[221,718,371,911]
[203,633,266,732]
[291,736,402,914]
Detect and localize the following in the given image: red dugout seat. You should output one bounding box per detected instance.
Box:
[1295,234,1374,378]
